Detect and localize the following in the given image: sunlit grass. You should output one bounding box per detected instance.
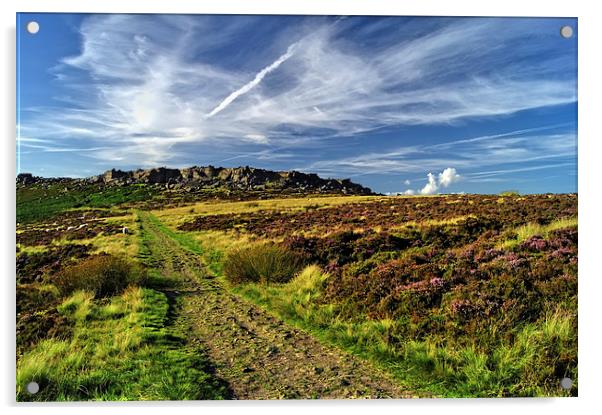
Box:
[150,198,578,398]
[93,214,139,257]
[17,286,227,401]
[16,244,49,255]
[33,213,140,257]
[153,195,384,228]
[389,214,478,232]
[190,230,254,254]
[498,217,577,249]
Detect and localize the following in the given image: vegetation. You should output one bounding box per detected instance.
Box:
[16,189,578,399]
[17,287,227,401]
[235,272,576,397]
[17,183,160,223]
[153,194,378,229]
[181,195,577,397]
[16,213,227,401]
[53,254,145,297]
[177,194,576,238]
[224,243,304,284]
[497,217,578,249]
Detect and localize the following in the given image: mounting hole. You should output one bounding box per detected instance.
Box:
[560,25,573,39]
[26,381,40,394]
[560,377,573,390]
[26,21,40,34]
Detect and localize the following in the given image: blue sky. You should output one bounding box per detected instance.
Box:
[16,14,577,194]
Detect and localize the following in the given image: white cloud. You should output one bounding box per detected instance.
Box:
[404,179,411,185]
[403,189,416,195]
[416,168,462,195]
[420,173,439,195]
[438,167,461,187]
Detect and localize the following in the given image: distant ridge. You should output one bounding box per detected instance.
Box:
[16,165,375,196]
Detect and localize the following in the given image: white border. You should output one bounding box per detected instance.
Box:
[2,1,601,414]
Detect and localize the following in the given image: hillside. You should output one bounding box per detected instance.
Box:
[16,166,374,223]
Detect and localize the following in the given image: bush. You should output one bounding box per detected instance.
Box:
[53,254,144,297]
[224,243,304,285]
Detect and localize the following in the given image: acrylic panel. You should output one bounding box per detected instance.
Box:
[16,13,577,401]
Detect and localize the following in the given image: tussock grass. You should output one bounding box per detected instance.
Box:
[57,290,94,321]
[397,307,577,397]
[233,265,337,327]
[17,287,227,401]
[54,255,144,298]
[224,243,304,285]
[191,230,249,251]
[287,265,329,295]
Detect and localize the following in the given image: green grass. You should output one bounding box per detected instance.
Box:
[223,257,576,397]
[17,183,159,223]
[498,217,578,249]
[140,212,226,276]
[17,286,227,401]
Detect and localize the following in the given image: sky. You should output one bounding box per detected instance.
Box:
[16,14,577,194]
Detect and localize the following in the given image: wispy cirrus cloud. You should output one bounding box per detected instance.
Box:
[19,15,576,169]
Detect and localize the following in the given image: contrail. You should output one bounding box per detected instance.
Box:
[207,43,297,118]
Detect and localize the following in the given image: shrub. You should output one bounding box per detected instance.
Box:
[53,254,144,297]
[224,243,304,285]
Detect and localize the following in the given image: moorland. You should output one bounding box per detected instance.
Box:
[16,166,577,400]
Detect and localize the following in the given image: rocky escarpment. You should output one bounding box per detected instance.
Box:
[17,166,375,195]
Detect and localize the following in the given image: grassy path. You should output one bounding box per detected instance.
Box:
[138,212,413,399]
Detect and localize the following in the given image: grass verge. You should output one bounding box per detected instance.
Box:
[17,286,227,401]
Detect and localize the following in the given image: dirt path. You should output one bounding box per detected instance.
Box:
[139,212,414,400]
